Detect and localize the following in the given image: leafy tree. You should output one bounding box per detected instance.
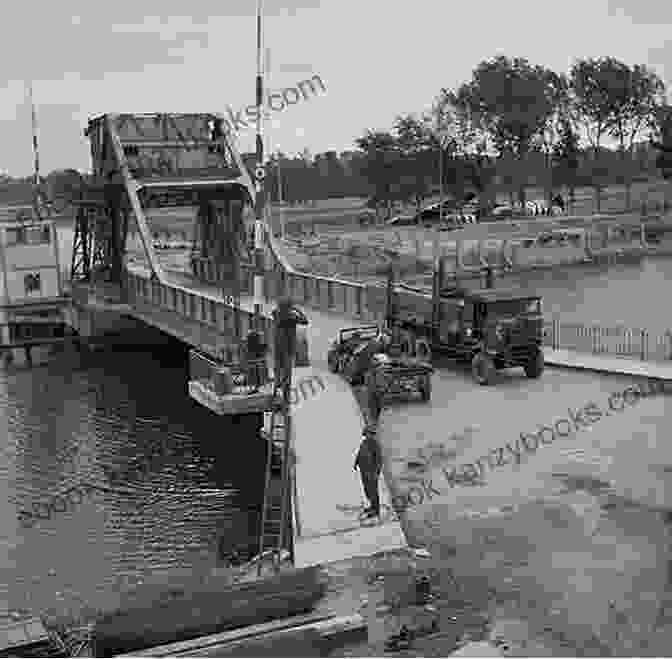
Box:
[496,149,518,206]
[433,88,497,210]
[393,114,435,214]
[605,63,665,210]
[354,130,402,220]
[552,116,581,211]
[314,151,346,198]
[650,103,672,209]
[455,56,559,206]
[570,57,626,212]
[535,72,572,206]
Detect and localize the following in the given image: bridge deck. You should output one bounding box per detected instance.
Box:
[133,266,409,564]
[289,366,407,567]
[121,264,672,633]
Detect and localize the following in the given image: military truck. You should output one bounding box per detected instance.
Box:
[375,260,544,385]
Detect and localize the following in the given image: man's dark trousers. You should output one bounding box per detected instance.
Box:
[361,471,380,515]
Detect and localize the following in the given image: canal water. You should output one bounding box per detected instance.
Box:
[502,255,672,334]
[3,224,672,629]
[0,336,266,626]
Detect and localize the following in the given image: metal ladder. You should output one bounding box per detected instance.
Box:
[257,390,291,575]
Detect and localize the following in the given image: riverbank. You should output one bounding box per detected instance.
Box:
[374,366,672,657]
[277,234,672,292]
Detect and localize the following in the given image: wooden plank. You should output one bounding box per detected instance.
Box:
[94,566,325,657]
[115,612,333,657]
[115,614,366,658]
[199,628,323,658]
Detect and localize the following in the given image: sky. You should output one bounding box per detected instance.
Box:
[0,0,670,176]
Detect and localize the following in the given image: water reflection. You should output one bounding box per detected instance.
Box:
[1,335,265,626]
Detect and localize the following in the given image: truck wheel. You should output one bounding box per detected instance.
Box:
[420,375,432,401]
[416,338,432,363]
[524,349,545,378]
[472,353,495,386]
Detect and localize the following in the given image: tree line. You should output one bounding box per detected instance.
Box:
[355,56,672,218]
[3,56,671,216]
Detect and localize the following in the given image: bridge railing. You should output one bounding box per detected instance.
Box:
[265,235,387,324]
[124,269,274,362]
[543,320,672,362]
[267,232,672,363]
[121,228,672,365]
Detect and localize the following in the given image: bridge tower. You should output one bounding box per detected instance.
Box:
[73,113,256,304]
[70,183,130,288]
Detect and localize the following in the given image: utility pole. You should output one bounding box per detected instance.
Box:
[254,1,295,574]
[277,150,285,239]
[253,0,266,330]
[439,142,444,226]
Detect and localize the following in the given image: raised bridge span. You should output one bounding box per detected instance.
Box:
[61,113,672,652]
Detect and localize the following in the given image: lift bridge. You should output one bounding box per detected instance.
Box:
[66,113,297,572]
[70,113,256,294]
[68,111,265,352]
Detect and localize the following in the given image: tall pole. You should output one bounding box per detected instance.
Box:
[439,145,443,226]
[277,152,285,239]
[28,82,43,218]
[253,0,266,326]
[436,108,444,228]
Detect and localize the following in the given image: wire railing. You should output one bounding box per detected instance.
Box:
[543,319,672,362]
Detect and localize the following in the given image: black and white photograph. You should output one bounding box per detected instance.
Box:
[1,0,672,656]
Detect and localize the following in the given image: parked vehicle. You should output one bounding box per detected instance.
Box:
[364,353,433,418]
[327,325,433,413]
[327,325,383,383]
[369,260,545,385]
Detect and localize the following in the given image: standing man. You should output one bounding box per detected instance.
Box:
[245,324,267,391]
[273,297,308,388]
[354,426,383,519]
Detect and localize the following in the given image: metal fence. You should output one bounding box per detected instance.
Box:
[543,319,672,362]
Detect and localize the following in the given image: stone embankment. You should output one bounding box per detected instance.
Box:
[278,212,672,286]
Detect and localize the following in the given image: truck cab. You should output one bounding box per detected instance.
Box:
[436,287,544,384]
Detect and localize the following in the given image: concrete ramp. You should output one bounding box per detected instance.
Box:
[289,367,406,567]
